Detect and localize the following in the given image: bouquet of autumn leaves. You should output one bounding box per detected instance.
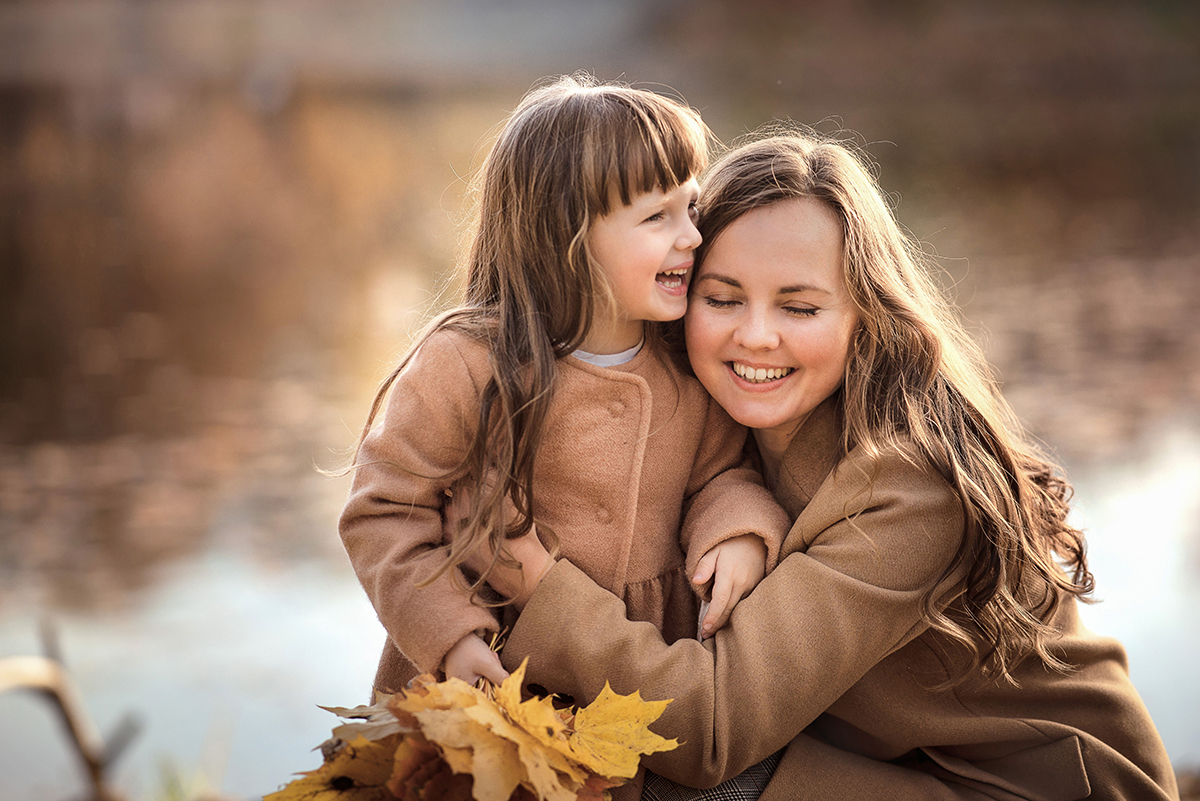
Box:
[266,658,679,801]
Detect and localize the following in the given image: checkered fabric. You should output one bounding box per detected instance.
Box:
[640,749,784,801]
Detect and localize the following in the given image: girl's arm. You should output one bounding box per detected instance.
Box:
[677,398,789,636]
[679,399,791,583]
[499,445,965,787]
[339,332,501,676]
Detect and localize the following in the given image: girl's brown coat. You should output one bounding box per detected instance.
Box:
[340,330,790,694]
[502,398,1179,800]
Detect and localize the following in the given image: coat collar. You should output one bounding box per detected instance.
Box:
[773,394,846,518]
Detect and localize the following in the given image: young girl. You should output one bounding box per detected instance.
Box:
[338,75,790,694]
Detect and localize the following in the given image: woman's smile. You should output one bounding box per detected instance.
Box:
[730,362,796,384]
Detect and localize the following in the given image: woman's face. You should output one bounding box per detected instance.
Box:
[685,197,859,446]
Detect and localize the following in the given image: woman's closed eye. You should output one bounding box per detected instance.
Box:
[784,306,819,317]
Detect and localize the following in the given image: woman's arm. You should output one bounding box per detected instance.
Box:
[500,446,966,787]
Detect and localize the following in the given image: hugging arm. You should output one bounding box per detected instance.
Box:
[500,447,965,787]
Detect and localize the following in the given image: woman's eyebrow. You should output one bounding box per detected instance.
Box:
[779,283,831,296]
[696,273,742,288]
[697,272,831,295]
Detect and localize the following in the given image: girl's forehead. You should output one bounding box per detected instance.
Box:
[615,175,699,207]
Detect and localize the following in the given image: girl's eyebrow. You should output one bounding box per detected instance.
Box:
[697,272,832,295]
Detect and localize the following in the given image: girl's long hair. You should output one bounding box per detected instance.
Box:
[696,129,1093,685]
[354,74,709,597]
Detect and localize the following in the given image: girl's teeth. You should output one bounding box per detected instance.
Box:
[657,268,687,288]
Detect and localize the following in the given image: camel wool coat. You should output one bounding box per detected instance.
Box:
[502,397,1178,801]
[340,330,790,695]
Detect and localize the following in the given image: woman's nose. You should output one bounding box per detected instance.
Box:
[733,310,780,350]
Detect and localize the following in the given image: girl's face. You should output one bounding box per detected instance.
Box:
[583,177,702,353]
[685,197,859,450]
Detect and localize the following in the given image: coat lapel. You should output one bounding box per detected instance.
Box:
[774,394,845,519]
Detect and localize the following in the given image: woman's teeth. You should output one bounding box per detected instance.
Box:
[732,362,794,383]
[657,268,688,288]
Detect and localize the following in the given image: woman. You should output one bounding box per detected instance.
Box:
[479,131,1178,800]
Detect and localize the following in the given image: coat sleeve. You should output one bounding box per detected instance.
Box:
[678,399,791,575]
[339,332,501,674]
[501,446,966,787]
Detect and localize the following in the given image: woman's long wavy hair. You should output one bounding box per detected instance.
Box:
[353,74,709,598]
[695,129,1093,685]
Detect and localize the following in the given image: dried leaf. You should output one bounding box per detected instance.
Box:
[461,694,586,800]
[494,662,571,753]
[575,773,622,801]
[390,664,588,801]
[388,733,473,801]
[288,661,679,801]
[321,696,410,743]
[266,734,402,801]
[569,682,678,779]
[412,707,523,801]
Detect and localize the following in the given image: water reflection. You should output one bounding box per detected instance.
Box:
[0,371,352,614]
[0,546,384,799]
[1074,422,1200,765]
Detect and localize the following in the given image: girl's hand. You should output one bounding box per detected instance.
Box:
[454,525,553,610]
[442,632,509,685]
[441,483,555,610]
[692,533,768,639]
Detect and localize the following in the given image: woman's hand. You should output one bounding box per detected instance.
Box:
[692,533,768,638]
[443,632,509,684]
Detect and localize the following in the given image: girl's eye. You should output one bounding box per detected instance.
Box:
[784,306,818,317]
[688,202,699,220]
[643,211,665,223]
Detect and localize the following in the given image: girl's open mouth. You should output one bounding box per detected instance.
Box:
[656,267,689,290]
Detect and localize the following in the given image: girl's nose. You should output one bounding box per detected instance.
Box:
[733,309,780,350]
[677,218,702,251]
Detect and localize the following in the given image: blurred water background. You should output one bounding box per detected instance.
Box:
[0,1,1197,798]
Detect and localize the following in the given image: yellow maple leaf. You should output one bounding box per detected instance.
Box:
[390,668,581,801]
[412,707,524,801]
[568,683,678,779]
[494,661,571,754]
[265,734,402,801]
[457,695,585,801]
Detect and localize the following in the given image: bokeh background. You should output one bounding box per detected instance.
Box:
[1,1,1198,798]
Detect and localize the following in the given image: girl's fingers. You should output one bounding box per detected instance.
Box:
[692,549,718,587]
[479,653,510,685]
[702,570,735,637]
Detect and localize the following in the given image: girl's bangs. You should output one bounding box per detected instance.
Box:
[593,99,708,213]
